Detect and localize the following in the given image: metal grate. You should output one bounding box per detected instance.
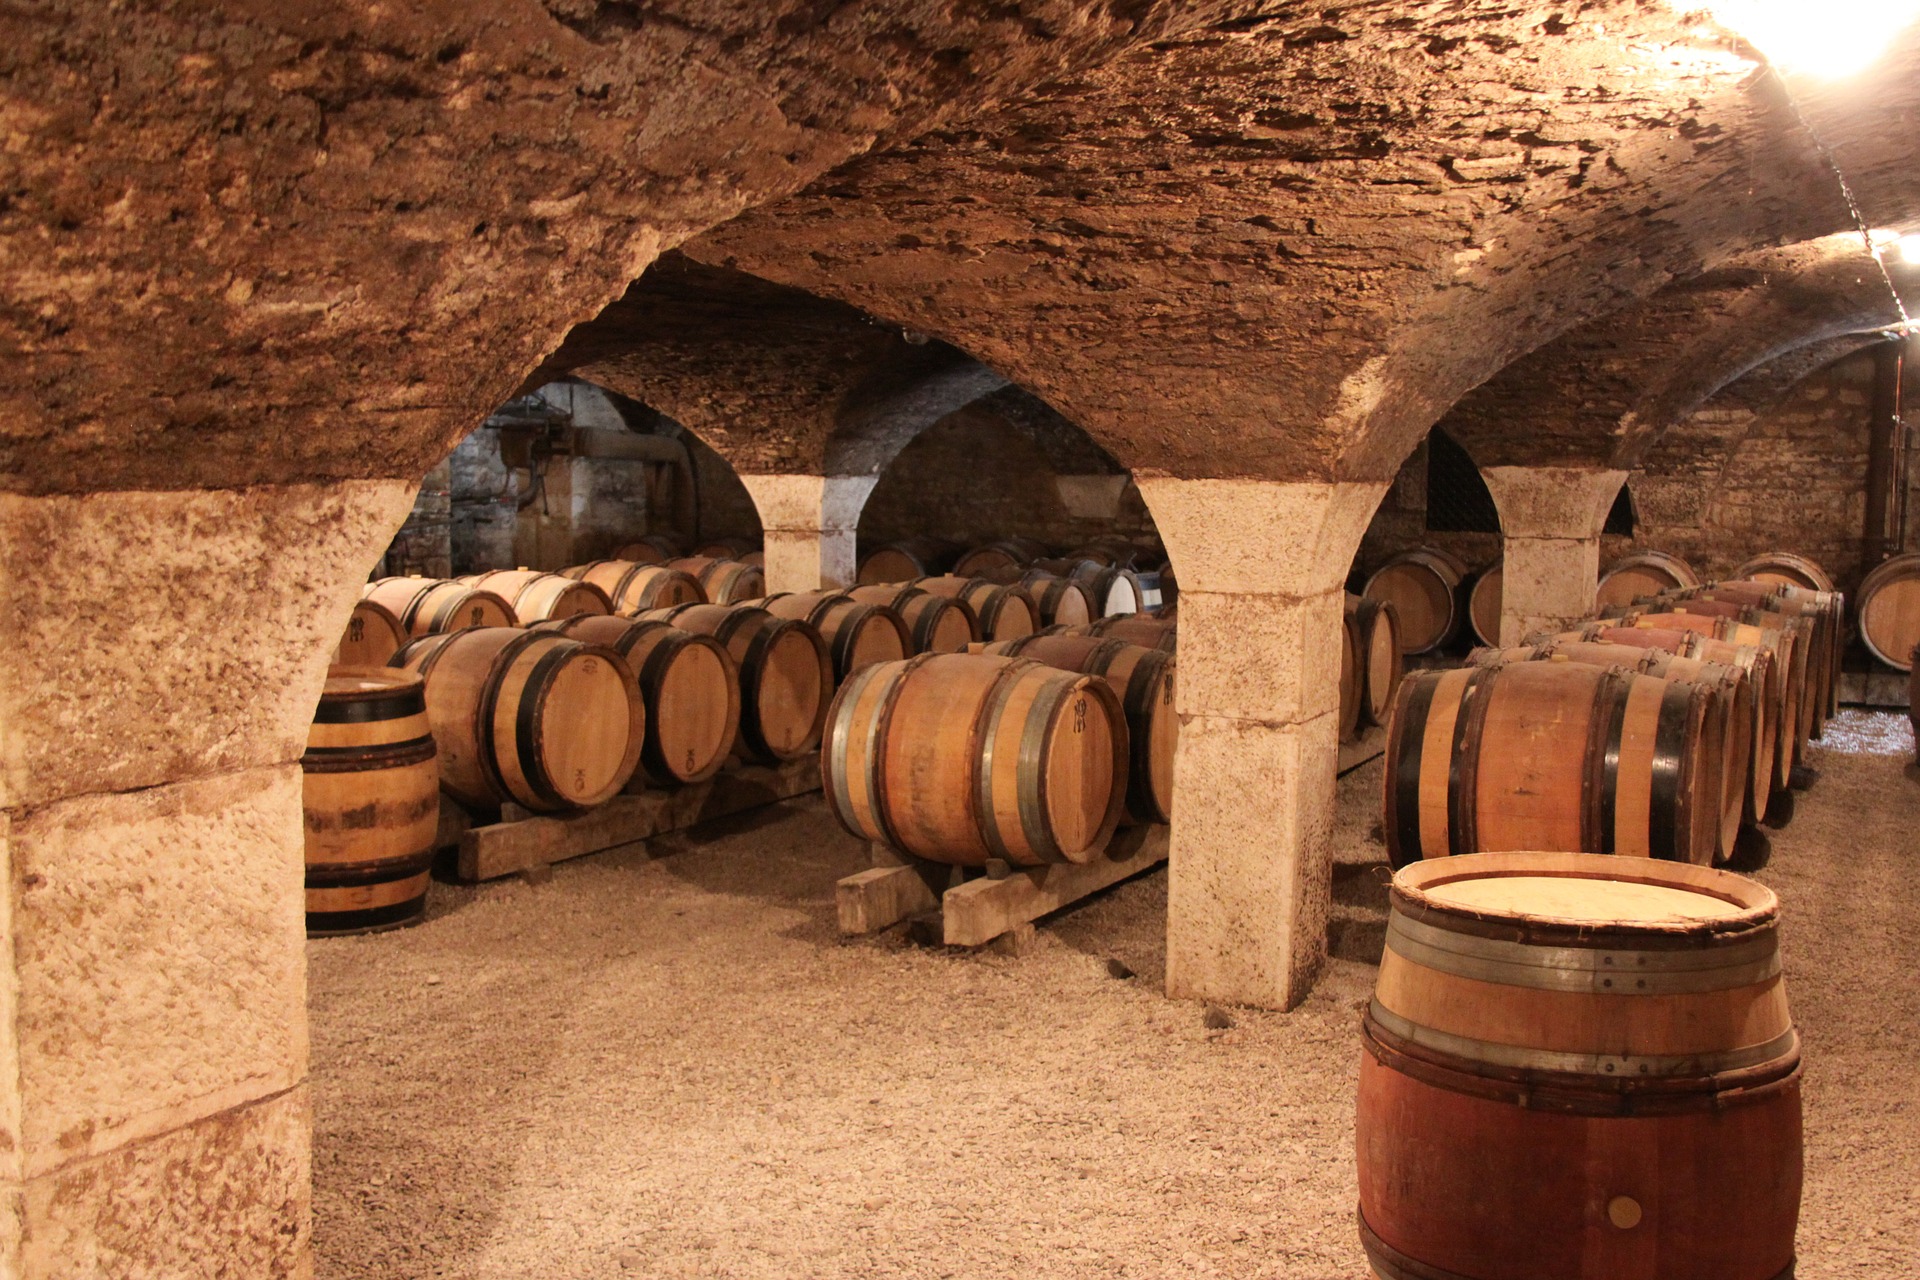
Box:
[1424,430,1502,533]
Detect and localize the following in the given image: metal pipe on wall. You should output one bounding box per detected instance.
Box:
[1863,336,1907,568]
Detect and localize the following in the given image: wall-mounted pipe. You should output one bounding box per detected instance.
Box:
[1863,337,1906,568]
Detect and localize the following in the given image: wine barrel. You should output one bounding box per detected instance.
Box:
[611,533,684,563]
[640,604,831,763]
[1736,551,1836,594]
[1680,581,1843,724]
[855,538,962,585]
[1019,571,1097,628]
[667,556,766,606]
[986,634,1176,825]
[363,577,515,637]
[1653,593,1828,749]
[1467,562,1502,647]
[1566,624,1779,827]
[691,537,759,560]
[1067,537,1154,569]
[1363,548,1470,655]
[845,584,976,654]
[753,591,911,684]
[563,560,706,614]
[912,576,1038,642]
[334,598,409,667]
[953,537,1052,578]
[301,667,440,935]
[822,654,1127,866]
[1594,550,1700,610]
[1383,658,1718,867]
[1358,852,1802,1280]
[534,615,739,787]
[1477,641,1753,864]
[1855,551,1920,671]
[459,570,612,626]
[390,627,644,811]
[1347,596,1404,727]
[1086,613,1177,652]
[1339,610,1364,742]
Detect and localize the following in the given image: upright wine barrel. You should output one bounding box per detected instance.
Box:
[1019,571,1097,628]
[641,604,831,763]
[1594,550,1700,610]
[1477,641,1752,864]
[1383,658,1717,867]
[1363,548,1469,655]
[856,538,961,585]
[912,576,1038,642]
[1086,613,1177,652]
[459,570,612,625]
[823,654,1127,866]
[564,560,706,614]
[391,627,644,811]
[1855,551,1920,671]
[1567,623,1779,826]
[334,598,409,667]
[953,537,1051,578]
[693,537,759,560]
[1347,596,1404,727]
[302,667,440,935]
[1736,552,1836,594]
[363,577,515,637]
[985,634,1176,824]
[1358,852,1802,1280]
[1467,562,1502,647]
[753,591,911,684]
[1340,610,1364,742]
[610,534,683,563]
[667,556,767,606]
[845,583,976,654]
[534,615,739,787]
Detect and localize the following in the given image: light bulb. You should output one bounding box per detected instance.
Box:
[1703,0,1920,77]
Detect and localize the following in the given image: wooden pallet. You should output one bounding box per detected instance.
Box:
[437,757,823,882]
[837,824,1170,947]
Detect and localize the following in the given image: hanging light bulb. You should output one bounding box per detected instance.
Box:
[1703,0,1920,77]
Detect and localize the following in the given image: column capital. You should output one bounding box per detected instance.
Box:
[1136,477,1388,596]
[738,473,876,534]
[1481,465,1627,539]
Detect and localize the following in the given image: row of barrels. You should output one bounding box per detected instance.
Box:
[1362,545,1838,655]
[857,536,1170,616]
[1384,570,1845,869]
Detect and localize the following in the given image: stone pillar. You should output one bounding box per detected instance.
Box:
[1481,466,1628,645]
[1136,478,1389,1011]
[0,480,415,1277]
[740,474,878,594]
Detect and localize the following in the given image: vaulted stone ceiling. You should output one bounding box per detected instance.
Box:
[683,3,1920,482]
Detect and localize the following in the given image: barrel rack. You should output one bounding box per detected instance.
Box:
[838,824,1170,948]
[434,756,822,882]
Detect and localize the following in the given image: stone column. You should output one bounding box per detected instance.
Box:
[740,474,878,594]
[1481,466,1628,645]
[0,480,415,1277]
[1136,478,1389,1011]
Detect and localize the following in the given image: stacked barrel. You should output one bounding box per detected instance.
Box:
[1382,547,1844,870]
[856,536,1174,618]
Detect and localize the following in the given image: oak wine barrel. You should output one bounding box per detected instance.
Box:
[363,577,515,637]
[1359,852,1801,1280]
[334,598,409,668]
[855,538,961,585]
[1678,581,1843,724]
[912,576,1039,642]
[1085,612,1177,652]
[1476,641,1751,864]
[563,560,706,614]
[1735,551,1836,594]
[752,591,911,684]
[1855,551,1920,671]
[1383,658,1718,867]
[302,667,440,934]
[986,634,1176,824]
[1347,596,1404,727]
[1019,571,1097,628]
[534,615,738,787]
[641,604,831,764]
[1363,548,1470,655]
[1467,562,1502,647]
[952,537,1052,578]
[1651,593,1827,747]
[391,627,644,811]
[1066,538,1156,569]
[1340,609,1364,741]
[1594,550,1700,610]
[458,569,612,625]
[845,583,977,654]
[693,537,760,560]
[611,533,684,563]
[823,654,1127,866]
[667,556,767,606]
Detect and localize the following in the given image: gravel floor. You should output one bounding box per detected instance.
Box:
[309,711,1920,1279]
